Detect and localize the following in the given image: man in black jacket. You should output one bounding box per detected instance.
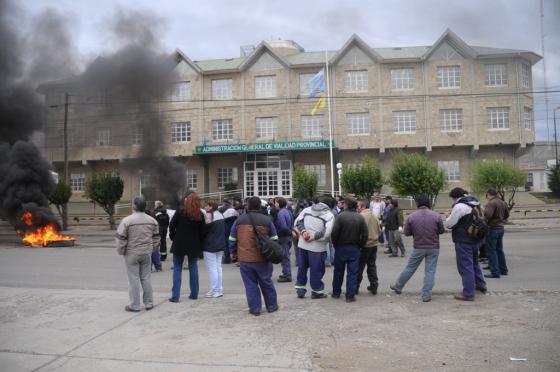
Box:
[330,197,368,302]
[153,201,170,262]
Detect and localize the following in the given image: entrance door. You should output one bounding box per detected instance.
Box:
[244,154,291,198]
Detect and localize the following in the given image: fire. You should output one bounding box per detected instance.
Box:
[19,211,75,247]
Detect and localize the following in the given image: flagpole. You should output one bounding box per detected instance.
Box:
[325,50,335,197]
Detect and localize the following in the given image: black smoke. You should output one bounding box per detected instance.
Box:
[0,0,75,230]
[78,9,185,207]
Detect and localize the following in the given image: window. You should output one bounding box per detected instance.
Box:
[212,79,232,100]
[256,117,278,139]
[521,63,530,88]
[301,115,323,138]
[132,127,143,145]
[526,172,533,187]
[438,161,460,181]
[96,128,111,146]
[255,75,276,98]
[344,70,368,92]
[186,169,197,191]
[391,68,415,90]
[70,173,85,192]
[440,109,463,132]
[171,122,191,143]
[487,107,510,129]
[58,129,76,147]
[217,167,238,188]
[171,81,191,102]
[304,164,326,186]
[346,113,369,135]
[212,119,233,140]
[485,64,508,86]
[392,111,416,133]
[140,173,155,189]
[524,107,533,130]
[437,65,461,88]
[299,73,316,96]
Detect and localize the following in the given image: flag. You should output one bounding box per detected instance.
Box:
[307,68,325,98]
[311,95,326,116]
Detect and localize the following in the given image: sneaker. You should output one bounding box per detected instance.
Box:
[205,291,214,298]
[212,292,223,298]
[367,285,378,295]
[145,304,154,310]
[484,274,500,279]
[267,306,279,313]
[125,305,140,312]
[168,298,179,303]
[311,293,328,299]
[422,298,431,303]
[383,249,392,254]
[389,284,402,294]
[401,253,405,257]
[249,310,261,316]
[330,293,341,299]
[476,287,487,294]
[454,293,474,301]
[277,276,292,283]
[345,297,356,303]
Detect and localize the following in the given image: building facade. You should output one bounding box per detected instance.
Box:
[39,29,541,202]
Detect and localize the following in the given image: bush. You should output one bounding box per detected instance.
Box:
[340,157,383,199]
[547,164,560,197]
[292,164,318,200]
[470,160,526,210]
[85,173,124,229]
[48,179,72,230]
[388,153,446,207]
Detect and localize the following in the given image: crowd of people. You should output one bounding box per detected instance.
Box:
[115,187,510,315]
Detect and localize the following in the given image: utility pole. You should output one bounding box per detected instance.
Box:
[554,107,559,165]
[63,92,69,185]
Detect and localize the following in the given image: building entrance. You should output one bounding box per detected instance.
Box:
[244,154,292,198]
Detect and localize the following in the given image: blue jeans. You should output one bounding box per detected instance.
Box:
[171,254,199,300]
[394,249,439,300]
[325,241,335,266]
[332,245,360,299]
[486,227,508,276]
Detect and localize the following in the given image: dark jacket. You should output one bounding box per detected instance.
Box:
[153,207,170,228]
[169,210,205,256]
[228,210,278,263]
[404,206,445,249]
[331,209,368,248]
[445,196,480,244]
[384,207,404,231]
[203,211,226,253]
[275,207,293,238]
[484,196,509,228]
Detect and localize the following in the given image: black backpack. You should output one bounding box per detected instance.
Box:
[247,213,285,264]
[461,203,489,241]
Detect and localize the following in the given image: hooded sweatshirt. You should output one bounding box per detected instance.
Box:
[294,202,335,253]
[444,195,480,244]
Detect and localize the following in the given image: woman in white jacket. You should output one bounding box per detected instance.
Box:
[202,200,226,298]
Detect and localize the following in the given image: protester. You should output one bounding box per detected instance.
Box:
[369,194,386,249]
[331,197,368,302]
[202,200,226,298]
[444,188,487,301]
[168,192,205,302]
[390,196,444,302]
[275,197,294,283]
[221,200,239,264]
[385,199,406,257]
[483,188,510,279]
[382,196,393,254]
[356,199,381,295]
[153,200,170,262]
[116,196,160,312]
[228,196,279,316]
[293,196,335,298]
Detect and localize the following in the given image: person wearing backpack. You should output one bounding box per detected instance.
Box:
[483,188,510,279]
[444,187,487,301]
[228,196,279,316]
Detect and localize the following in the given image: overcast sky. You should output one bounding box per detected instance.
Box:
[22,0,560,141]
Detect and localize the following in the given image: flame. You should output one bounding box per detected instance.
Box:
[19,211,75,247]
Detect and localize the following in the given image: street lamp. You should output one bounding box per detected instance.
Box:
[554,106,560,166]
[336,162,343,196]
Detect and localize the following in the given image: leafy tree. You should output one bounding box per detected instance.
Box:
[340,157,383,199]
[548,164,560,196]
[470,160,526,210]
[48,179,72,230]
[292,164,318,200]
[388,152,446,207]
[85,173,124,229]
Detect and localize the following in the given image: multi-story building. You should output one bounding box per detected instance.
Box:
[38,29,541,202]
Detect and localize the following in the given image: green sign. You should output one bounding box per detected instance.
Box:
[195,140,335,154]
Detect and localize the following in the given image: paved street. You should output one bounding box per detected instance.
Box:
[0,226,559,371]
